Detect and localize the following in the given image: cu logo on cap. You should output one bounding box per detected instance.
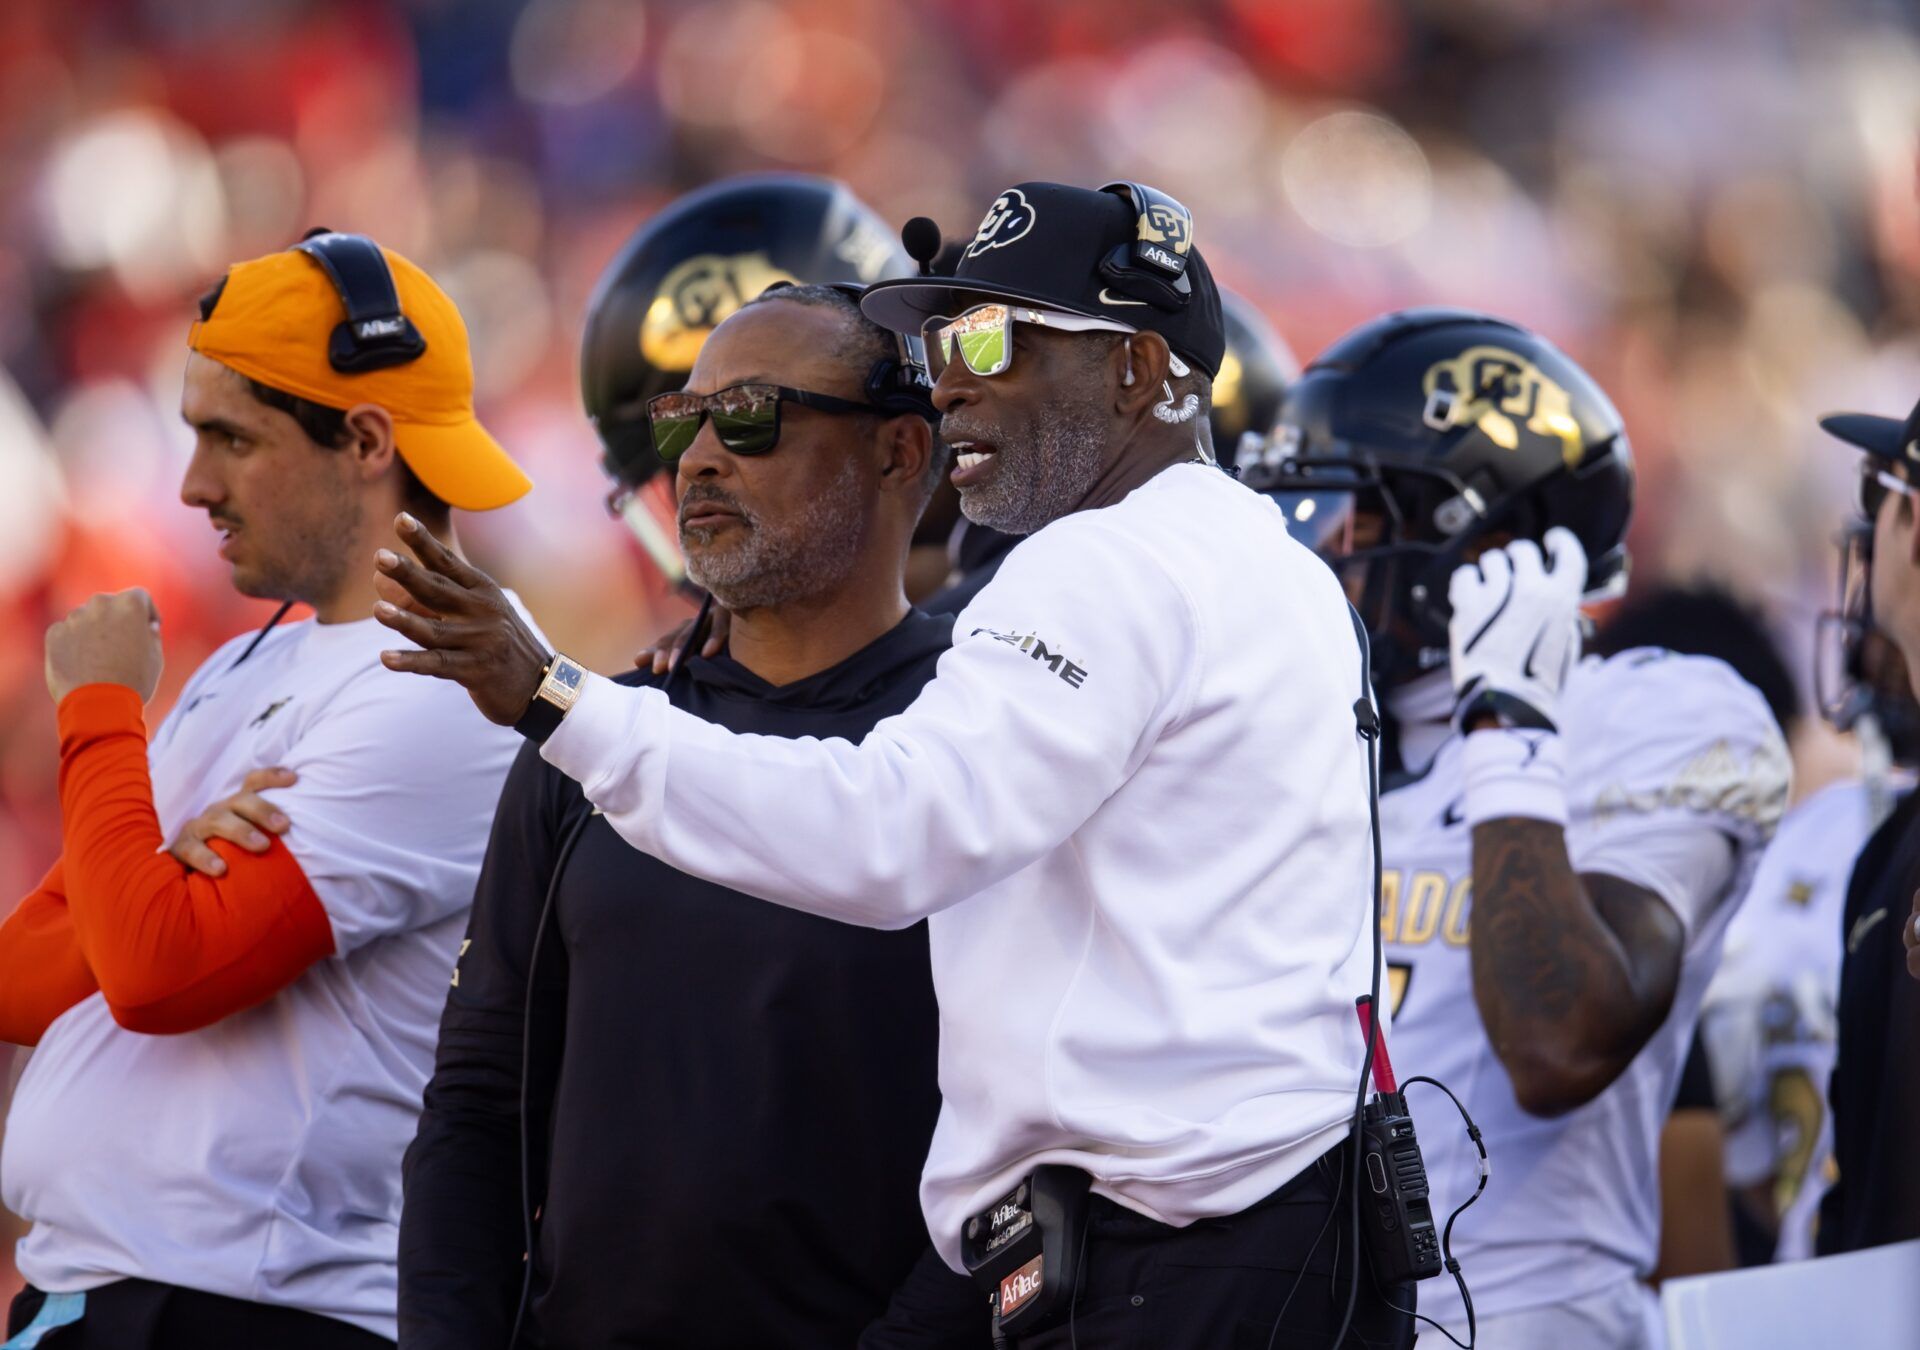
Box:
[1139,203,1190,256]
[965,189,1036,259]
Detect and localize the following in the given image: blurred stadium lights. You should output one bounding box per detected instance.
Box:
[0,373,67,601]
[981,58,1113,183]
[309,132,434,259]
[510,0,649,107]
[439,250,556,397]
[211,137,309,260]
[1279,108,1432,248]
[48,379,176,530]
[38,110,226,300]
[739,30,885,162]
[1098,40,1269,192]
[657,2,803,132]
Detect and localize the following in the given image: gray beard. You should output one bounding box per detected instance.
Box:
[957,388,1108,535]
[683,456,868,612]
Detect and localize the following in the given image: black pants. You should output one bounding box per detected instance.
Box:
[1013,1149,1415,1350]
[7,1279,394,1350]
[859,1245,994,1348]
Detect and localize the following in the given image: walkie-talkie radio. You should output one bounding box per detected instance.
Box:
[1354,997,1444,1284]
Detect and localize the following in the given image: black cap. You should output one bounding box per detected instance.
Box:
[1819,397,1920,466]
[861,181,1227,379]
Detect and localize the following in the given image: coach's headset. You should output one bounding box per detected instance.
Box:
[215,229,430,671]
[770,279,942,424]
[292,228,430,372]
[1097,180,1195,311]
[198,228,429,373]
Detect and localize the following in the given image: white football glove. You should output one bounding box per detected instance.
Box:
[1447,526,1589,732]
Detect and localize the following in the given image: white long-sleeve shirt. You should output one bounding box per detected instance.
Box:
[541,462,1379,1269]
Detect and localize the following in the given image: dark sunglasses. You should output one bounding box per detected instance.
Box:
[646,382,885,462]
[1859,462,1919,521]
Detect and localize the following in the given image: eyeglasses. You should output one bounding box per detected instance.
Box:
[921,302,1135,380]
[645,383,885,463]
[1859,464,1919,520]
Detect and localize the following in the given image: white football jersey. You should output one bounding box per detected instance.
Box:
[1700,777,1891,1262]
[1381,649,1789,1329]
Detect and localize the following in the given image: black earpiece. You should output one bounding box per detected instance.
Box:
[863,353,940,423]
[292,229,428,374]
[820,281,941,424]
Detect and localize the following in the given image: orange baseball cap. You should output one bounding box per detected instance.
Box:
[187,237,532,511]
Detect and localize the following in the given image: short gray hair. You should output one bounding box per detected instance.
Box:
[745,282,950,504]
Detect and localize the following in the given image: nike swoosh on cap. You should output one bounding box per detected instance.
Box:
[1097,288,1148,307]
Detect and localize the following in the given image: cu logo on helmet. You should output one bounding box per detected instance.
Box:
[965,189,1036,258]
[639,251,798,370]
[1421,345,1584,468]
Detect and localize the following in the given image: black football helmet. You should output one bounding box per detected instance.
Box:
[1211,291,1299,472]
[580,174,915,580]
[1244,307,1634,685]
[582,173,914,491]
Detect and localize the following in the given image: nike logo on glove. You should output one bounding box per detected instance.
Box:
[1522,629,1547,681]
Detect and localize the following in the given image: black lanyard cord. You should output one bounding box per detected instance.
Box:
[506,594,713,1347]
[229,601,297,671]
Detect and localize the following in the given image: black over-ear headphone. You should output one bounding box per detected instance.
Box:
[818,281,940,423]
[292,228,428,373]
[1096,181,1195,312]
[861,348,939,422]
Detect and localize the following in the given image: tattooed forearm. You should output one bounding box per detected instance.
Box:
[1469,817,1684,1115]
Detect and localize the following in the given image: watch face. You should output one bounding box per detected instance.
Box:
[552,660,585,692]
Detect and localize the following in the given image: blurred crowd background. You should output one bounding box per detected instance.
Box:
[2,0,1918,1278]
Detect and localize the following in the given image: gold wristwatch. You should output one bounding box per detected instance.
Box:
[515,651,587,744]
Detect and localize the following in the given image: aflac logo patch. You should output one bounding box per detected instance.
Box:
[964,189,1036,259]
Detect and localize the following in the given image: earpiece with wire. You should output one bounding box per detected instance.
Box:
[1151,346,1206,469]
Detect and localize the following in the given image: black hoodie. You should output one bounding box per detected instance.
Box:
[399,611,977,1349]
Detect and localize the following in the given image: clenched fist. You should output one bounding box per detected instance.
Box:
[45,588,164,705]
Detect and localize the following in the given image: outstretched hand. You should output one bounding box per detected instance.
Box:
[373,512,549,726]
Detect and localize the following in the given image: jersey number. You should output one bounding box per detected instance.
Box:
[1386,962,1413,1018]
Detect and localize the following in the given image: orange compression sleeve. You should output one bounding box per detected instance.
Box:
[55,683,336,1035]
[0,860,100,1045]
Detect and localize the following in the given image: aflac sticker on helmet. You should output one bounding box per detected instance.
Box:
[965,189,1036,259]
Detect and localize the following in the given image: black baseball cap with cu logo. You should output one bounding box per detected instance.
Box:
[860,180,1227,380]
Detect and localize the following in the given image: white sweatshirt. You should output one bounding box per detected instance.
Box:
[542,462,1378,1270]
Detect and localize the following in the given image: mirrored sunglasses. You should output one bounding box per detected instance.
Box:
[921,302,1135,380]
[646,382,884,463]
